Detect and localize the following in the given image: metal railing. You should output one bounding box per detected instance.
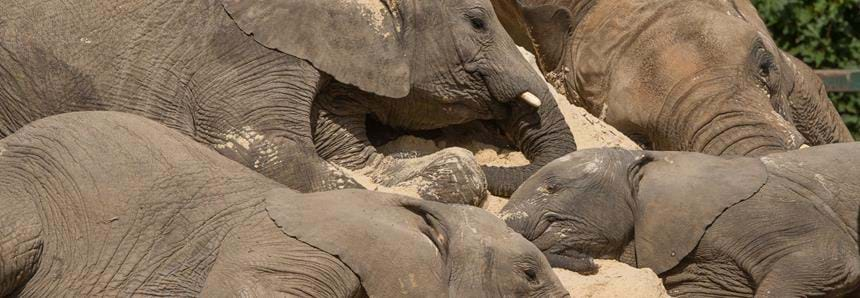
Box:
[817,70,860,93]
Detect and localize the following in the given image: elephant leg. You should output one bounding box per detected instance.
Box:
[754,246,860,298]
[197,57,362,193]
[784,53,855,144]
[313,106,487,205]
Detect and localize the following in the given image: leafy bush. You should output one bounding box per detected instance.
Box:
[751,0,860,137]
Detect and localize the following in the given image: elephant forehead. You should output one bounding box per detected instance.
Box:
[455,205,517,238]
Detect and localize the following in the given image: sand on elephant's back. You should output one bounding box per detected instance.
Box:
[346,61,669,296]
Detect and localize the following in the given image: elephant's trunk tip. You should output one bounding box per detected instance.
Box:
[519,91,542,108]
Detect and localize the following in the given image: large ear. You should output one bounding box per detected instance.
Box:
[221,0,410,98]
[782,52,854,144]
[265,189,450,297]
[490,0,572,73]
[519,4,573,73]
[632,152,768,275]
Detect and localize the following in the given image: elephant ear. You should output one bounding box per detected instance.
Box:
[490,1,571,72]
[520,4,572,72]
[221,0,410,98]
[632,152,768,275]
[265,189,450,297]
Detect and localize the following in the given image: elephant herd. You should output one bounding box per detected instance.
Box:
[0,0,857,297]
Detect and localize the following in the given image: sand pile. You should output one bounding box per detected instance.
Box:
[348,48,667,297]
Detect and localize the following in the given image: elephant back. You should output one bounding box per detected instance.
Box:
[0,111,284,296]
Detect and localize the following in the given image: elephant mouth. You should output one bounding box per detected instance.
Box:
[544,251,600,275]
[528,213,601,275]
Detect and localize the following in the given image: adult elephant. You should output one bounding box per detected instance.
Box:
[502,146,860,297]
[491,0,852,156]
[0,111,570,297]
[0,0,576,203]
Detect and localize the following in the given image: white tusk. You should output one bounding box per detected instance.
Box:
[518,92,542,108]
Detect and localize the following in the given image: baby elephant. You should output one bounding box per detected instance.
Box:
[503,145,860,297]
[0,111,568,297]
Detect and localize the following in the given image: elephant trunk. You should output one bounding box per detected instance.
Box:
[784,54,855,144]
[0,186,43,296]
[501,197,601,274]
[653,77,804,157]
[485,86,576,196]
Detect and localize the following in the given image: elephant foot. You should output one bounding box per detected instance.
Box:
[365,147,488,206]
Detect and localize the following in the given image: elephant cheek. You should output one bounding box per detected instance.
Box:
[690,110,804,156]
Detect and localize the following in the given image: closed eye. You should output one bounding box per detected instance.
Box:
[470,17,486,30]
[463,7,490,32]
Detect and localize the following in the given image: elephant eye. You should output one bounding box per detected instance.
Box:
[524,267,539,284]
[758,57,775,79]
[751,41,776,79]
[463,8,490,32]
[469,16,487,31]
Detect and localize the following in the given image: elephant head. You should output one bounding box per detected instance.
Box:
[501,148,767,275]
[222,0,577,196]
[491,0,852,157]
[269,190,570,297]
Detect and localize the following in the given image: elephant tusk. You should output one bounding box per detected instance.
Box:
[519,92,542,108]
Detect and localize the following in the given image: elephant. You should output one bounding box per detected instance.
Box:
[0,111,570,297]
[0,0,577,203]
[489,0,852,156]
[501,145,860,297]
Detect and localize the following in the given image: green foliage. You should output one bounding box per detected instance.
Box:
[751,0,860,137]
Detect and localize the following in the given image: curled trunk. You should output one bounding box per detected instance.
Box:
[485,87,576,196]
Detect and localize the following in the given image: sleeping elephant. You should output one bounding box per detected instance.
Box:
[0,111,570,297]
[0,0,577,203]
[490,0,852,156]
[502,145,860,297]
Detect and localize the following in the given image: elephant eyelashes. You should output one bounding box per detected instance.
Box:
[463,8,490,32]
[470,17,487,31]
[751,42,776,80]
[524,268,538,283]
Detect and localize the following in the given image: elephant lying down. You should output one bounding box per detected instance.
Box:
[502,145,860,297]
[492,0,852,155]
[0,112,569,297]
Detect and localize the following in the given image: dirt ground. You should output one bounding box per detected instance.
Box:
[348,49,670,297]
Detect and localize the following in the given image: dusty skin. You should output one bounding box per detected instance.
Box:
[348,49,668,297]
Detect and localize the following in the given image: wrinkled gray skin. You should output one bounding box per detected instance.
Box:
[503,146,860,297]
[0,111,569,297]
[491,0,852,156]
[0,0,576,203]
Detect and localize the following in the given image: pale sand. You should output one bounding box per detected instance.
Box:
[345,48,667,297]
